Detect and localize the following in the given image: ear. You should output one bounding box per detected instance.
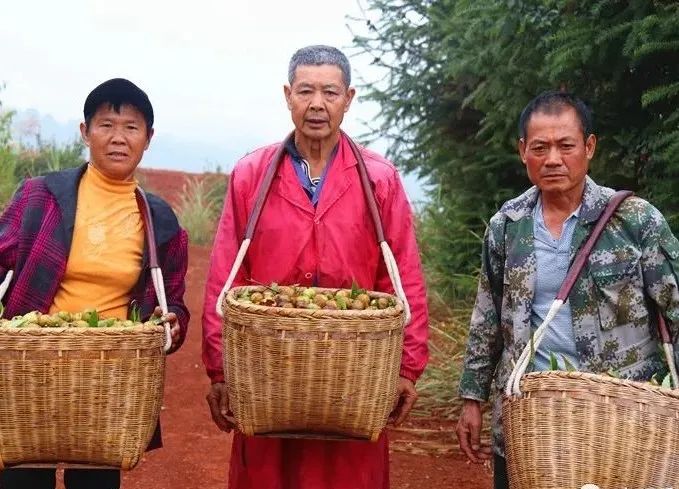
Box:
[145,128,155,151]
[79,122,90,147]
[518,138,527,165]
[284,85,293,110]
[585,134,597,160]
[344,87,356,113]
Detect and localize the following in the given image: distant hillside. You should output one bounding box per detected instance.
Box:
[11,109,242,174]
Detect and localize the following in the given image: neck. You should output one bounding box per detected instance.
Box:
[294,131,340,176]
[540,181,585,216]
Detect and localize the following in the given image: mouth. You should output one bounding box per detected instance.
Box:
[107,151,129,161]
[306,119,328,127]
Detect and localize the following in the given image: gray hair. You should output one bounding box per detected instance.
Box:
[288,45,351,87]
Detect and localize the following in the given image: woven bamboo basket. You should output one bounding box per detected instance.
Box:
[0,325,166,470]
[0,188,172,470]
[222,286,405,441]
[502,370,679,488]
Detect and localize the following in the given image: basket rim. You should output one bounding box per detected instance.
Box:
[225,285,404,320]
[505,369,679,400]
[0,325,165,336]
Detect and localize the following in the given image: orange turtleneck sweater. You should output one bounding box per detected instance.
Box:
[50,164,144,319]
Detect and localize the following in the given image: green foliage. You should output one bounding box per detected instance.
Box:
[13,137,85,179]
[0,89,85,210]
[354,0,679,302]
[412,297,474,419]
[177,176,227,245]
[0,95,17,210]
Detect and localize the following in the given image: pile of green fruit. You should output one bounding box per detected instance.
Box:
[234,283,397,311]
[0,305,159,329]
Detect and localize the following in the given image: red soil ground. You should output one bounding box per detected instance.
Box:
[117,244,492,489]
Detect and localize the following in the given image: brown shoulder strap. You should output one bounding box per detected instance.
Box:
[242,131,387,244]
[555,190,633,301]
[135,187,159,268]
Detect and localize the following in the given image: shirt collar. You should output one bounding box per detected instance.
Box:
[533,195,582,223]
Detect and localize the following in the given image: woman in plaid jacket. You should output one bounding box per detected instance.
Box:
[0,78,189,489]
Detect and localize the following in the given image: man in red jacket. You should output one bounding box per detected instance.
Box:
[201,45,429,489]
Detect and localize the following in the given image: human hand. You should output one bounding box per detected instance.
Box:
[206,382,236,432]
[456,399,493,463]
[151,306,180,352]
[389,377,418,426]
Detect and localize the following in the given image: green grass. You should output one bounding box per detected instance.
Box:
[177,176,225,245]
[412,290,473,421]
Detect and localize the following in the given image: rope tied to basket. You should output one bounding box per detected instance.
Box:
[215,131,411,325]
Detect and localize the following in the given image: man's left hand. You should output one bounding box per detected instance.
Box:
[152,306,180,353]
[389,377,418,426]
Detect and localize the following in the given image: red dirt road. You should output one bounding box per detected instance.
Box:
[120,245,492,489]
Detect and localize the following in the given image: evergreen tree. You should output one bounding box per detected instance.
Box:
[354,0,679,299]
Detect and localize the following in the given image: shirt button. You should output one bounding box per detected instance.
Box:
[304,272,313,279]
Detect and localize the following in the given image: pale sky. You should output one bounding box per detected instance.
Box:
[0,0,427,201]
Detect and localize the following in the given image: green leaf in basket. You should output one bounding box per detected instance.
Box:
[605,368,620,378]
[527,332,536,371]
[130,302,141,323]
[351,280,359,299]
[83,308,100,328]
[562,355,577,372]
[0,302,4,318]
[662,373,672,389]
[549,351,558,371]
[650,374,660,386]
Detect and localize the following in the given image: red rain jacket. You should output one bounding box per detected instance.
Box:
[202,134,428,489]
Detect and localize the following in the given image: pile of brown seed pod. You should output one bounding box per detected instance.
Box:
[235,285,396,311]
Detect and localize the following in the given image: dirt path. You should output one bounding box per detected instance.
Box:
[120,245,492,488]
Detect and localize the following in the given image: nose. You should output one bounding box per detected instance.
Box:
[545,145,562,166]
[309,90,324,110]
[110,125,126,144]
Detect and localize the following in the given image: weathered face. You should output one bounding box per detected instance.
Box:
[284,64,355,143]
[80,104,153,181]
[518,107,596,197]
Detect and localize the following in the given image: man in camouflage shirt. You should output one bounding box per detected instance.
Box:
[455,91,679,489]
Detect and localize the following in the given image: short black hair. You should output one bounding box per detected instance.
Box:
[83,78,154,131]
[518,90,593,140]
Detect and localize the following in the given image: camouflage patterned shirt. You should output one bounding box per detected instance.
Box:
[459,176,679,455]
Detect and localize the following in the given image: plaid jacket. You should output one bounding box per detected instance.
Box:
[0,164,190,340]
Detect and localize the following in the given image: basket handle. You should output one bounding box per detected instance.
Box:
[215,132,411,325]
[505,190,633,397]
[0,270,14,313]
[136,188,172,353]
[657,314,679,388]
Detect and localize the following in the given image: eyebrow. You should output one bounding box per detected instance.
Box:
[529,136,577,145]
[296,82,341,90]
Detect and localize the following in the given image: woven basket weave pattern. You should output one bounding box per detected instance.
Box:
[503,370,679,489]
[0,326,165,469]
[223,286,404,441]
